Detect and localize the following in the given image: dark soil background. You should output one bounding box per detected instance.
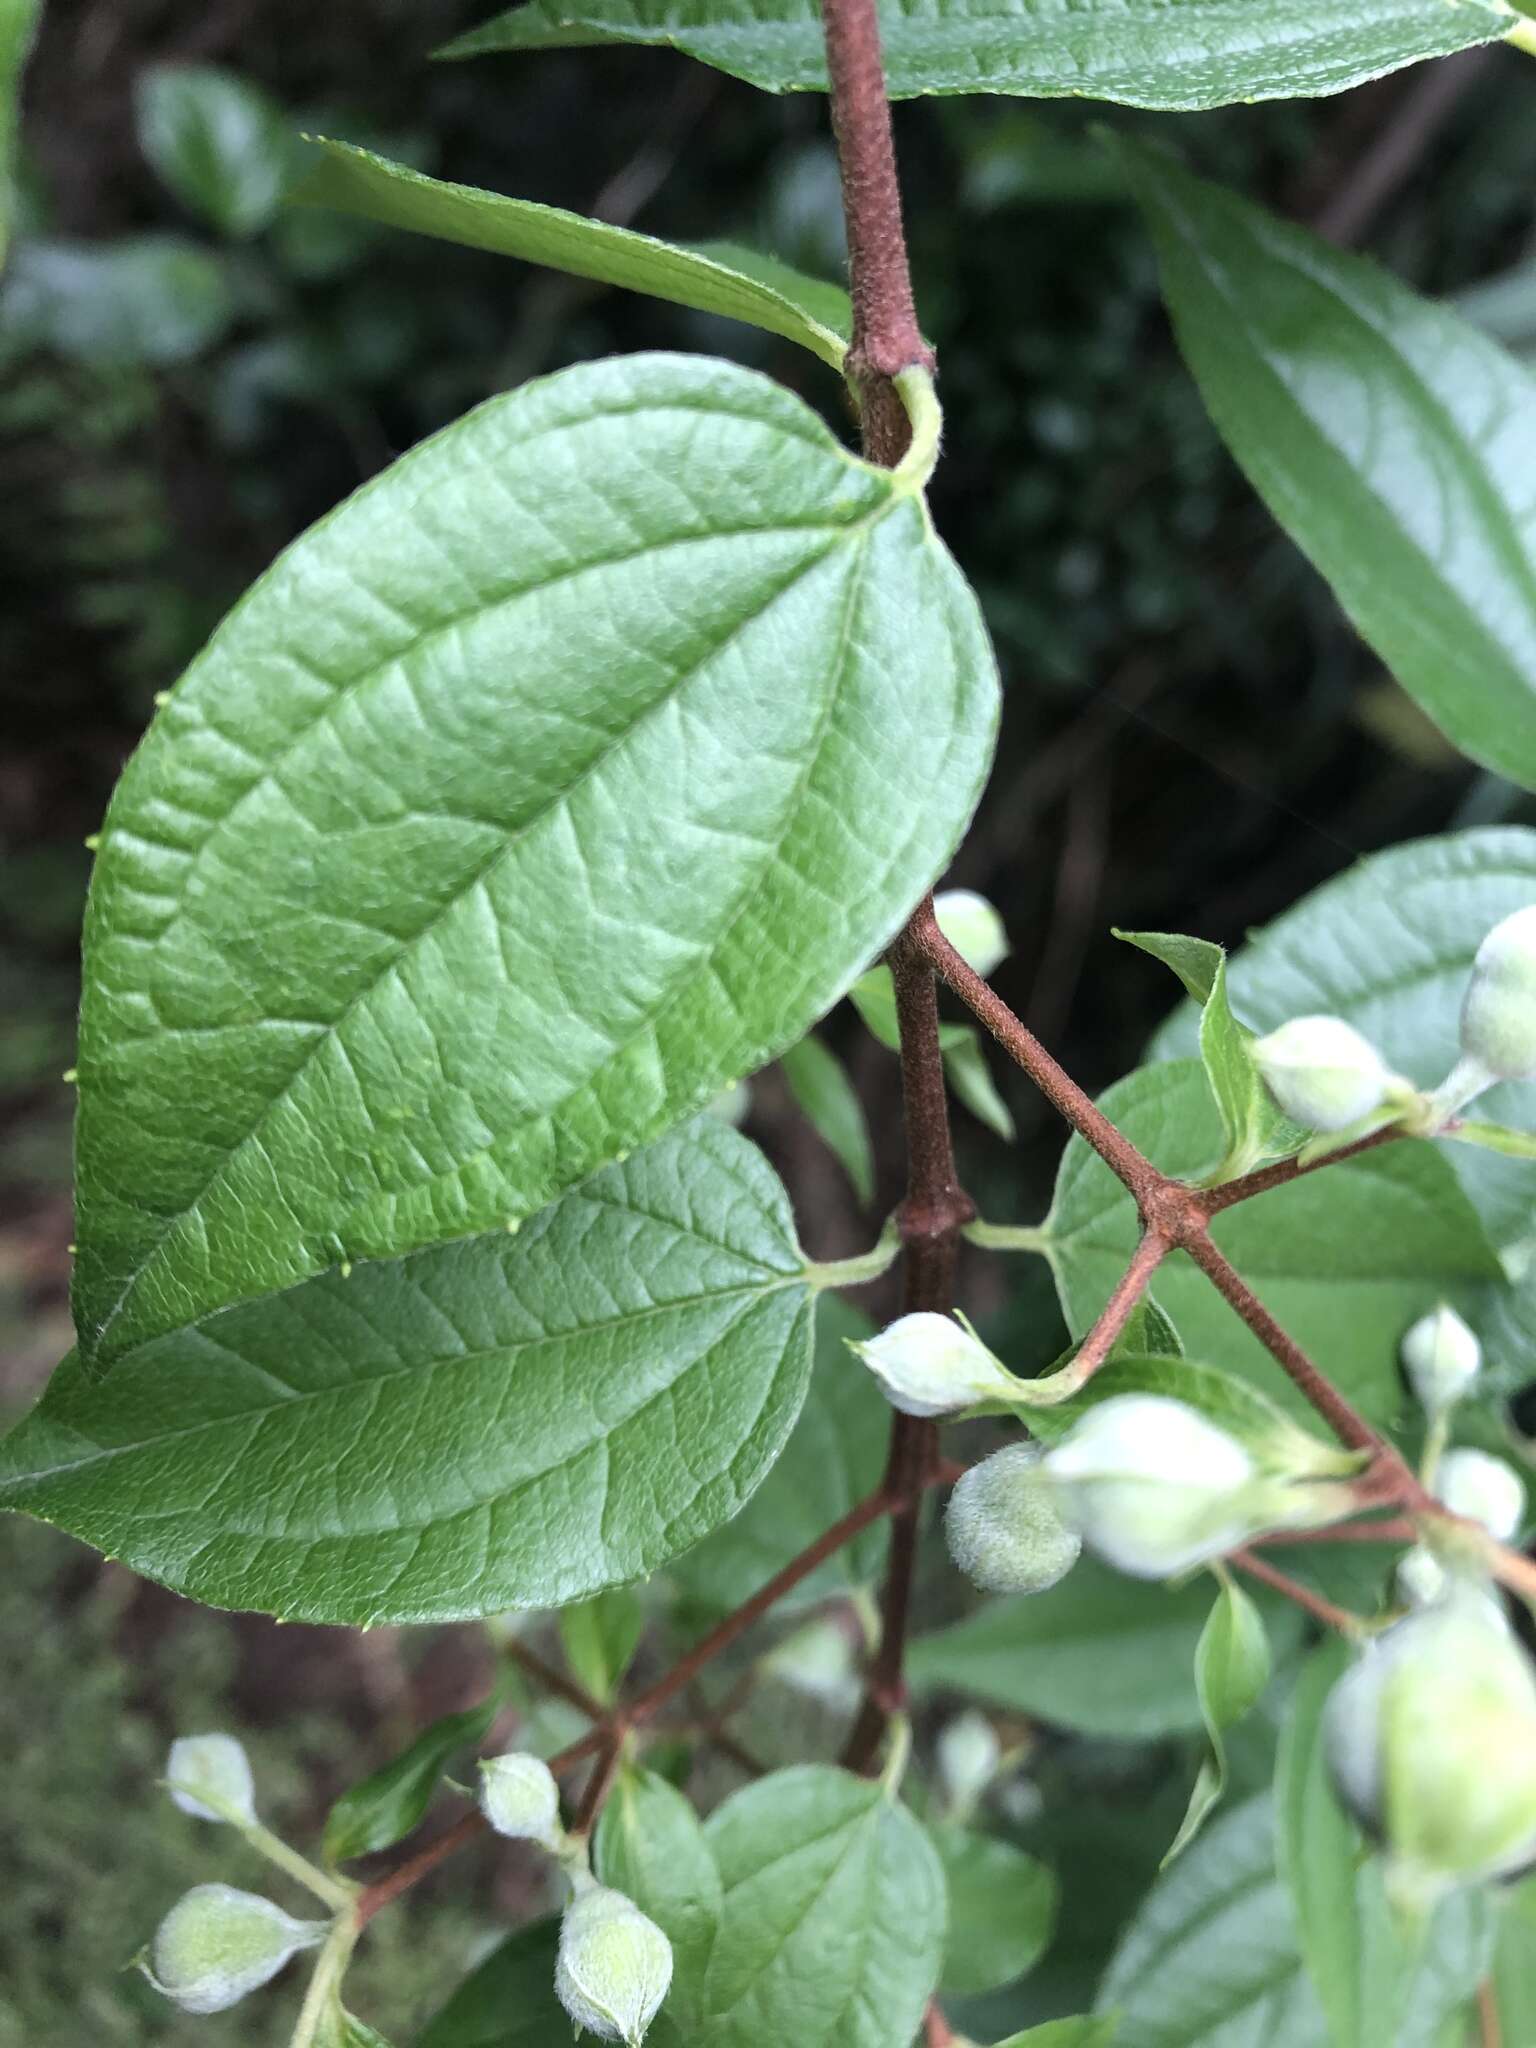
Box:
[3,5,1536,2039]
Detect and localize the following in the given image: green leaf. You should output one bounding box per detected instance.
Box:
[72,350,997,1367]
[1165,1578,1271,1864]
[1149,828,1536,1252]
[780,1034,875,1202]
[909,1558,1214,1739]
[993,2024,1119,2048]
[294,140,849,369]
[0,1123,816,1623]
[439,0,1507,110]
[1121,140,1536,792]
[324,1694,499,1863]
[667,1292,888,1617]
[0,0,41,268]
[1490,1878,1536,2046]
[697,1765,946,2046]
[1045,1060,1502,1427]
[2,235,234,366]
[136,65,295,238]
[329,2016,395,2048]
[594,1768,722,2034]
[416,1916,566,2047]
[1117,929,1300,1179]
[933,1822,1057,1996]
[558,1587,644,1704]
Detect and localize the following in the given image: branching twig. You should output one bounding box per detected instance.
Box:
[1229,1549,1366,1635]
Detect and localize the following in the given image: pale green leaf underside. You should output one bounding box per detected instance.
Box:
[1046,1060,1502,1426]
[73,351,997,1367]
[293,140,850,369]
[1125,142,1536,792]
[1,1123,816,1624]
[440,0,1506,109]
[1149,828,1536,1251]
[935,1823,1057,1996]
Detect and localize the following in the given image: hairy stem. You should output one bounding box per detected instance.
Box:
[1061,1227,1169,1388]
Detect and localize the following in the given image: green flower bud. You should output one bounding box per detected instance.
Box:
[1043,1394,1300,1579]
[1400,1304,1481,1418]
[852,1312,1020,1418]
[147,1884,327,2015]
[555,1883,673,2046]
[1434,1447,1527,1544]
[934,1710,1002,1818]
[934,889,1008,978]
[945,1441,1082,1594]
[1252,1015,1391,1132]
[166,1732,256,1824]
[479,1752,562,1848]
[1323,1591,1536,1907]
[1461,905,1536,1083]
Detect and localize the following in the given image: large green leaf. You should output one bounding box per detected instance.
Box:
[440,0,1506,110]
[697,1766,946,2046]
[0,1123,816,1623]
[1122,142,1536,791]
[1046,1060,1503,1428]
[908,1558,1214,1739]
[1149,828,1536,1253]
[667,1292,887,1615]
[1098,1785,1491,2048]
[294,140,850,368]
[934,1822,1057,1996]
[416,1917,566,2047]
[73,351,996,1367]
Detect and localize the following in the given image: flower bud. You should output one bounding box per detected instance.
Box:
[934,889,1008,978]
[946,1441,1081,1594]
[555,1883,673,2046]
[1400,1305,1481,1418]
[1043,1394,1292,1579]
[147,1885,327,2015]
[479,1752,562,1848]
[1323,1591,1536,1907]
[1252,1015,1391,1131]
[1434,1447,1527,1544]
[1395,1544,1446,1609]
[1461,905,1536,1082]
[934,1710,1002,1817]
[165,1732,256,1825]
[851,1312,1020,1418]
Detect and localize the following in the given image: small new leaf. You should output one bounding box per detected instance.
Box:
[1165,1577,1271,1863]
[324,1695,499,1864]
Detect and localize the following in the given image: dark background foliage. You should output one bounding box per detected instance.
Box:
[3,4,1536,2038]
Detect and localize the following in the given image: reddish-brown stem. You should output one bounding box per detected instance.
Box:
[1068,1227,1170,1384]
[1255,1517,1419,1547]
[1201,1124,1405,1214]
[914,911,1164,1204]
[1478,1975,1504,2048]
[569,1736,624,1839]
[502,1637,605,1721]
[1230,1550,1366,1635]
[924,1999,957,2046]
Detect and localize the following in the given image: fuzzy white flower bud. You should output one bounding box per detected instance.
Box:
[1461,905,1536,1083]
[147,1885,327,2014]
[1400,1305,1481,1418]
[934,890,1009,978]
[1323,1590,1536,1907]
[479,1752,562,1848]
[1043,1394,1286,1579]
[555,1883,673,2046]
[852,1313,1021,1418]
[1395,1544,1447,1609]
[1434,1448,1527,1544]
[1252,1015,1391,1131]
[934,1711,1002,1817]
[166,1733,256,1825]
[946,1441,1082,1594]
